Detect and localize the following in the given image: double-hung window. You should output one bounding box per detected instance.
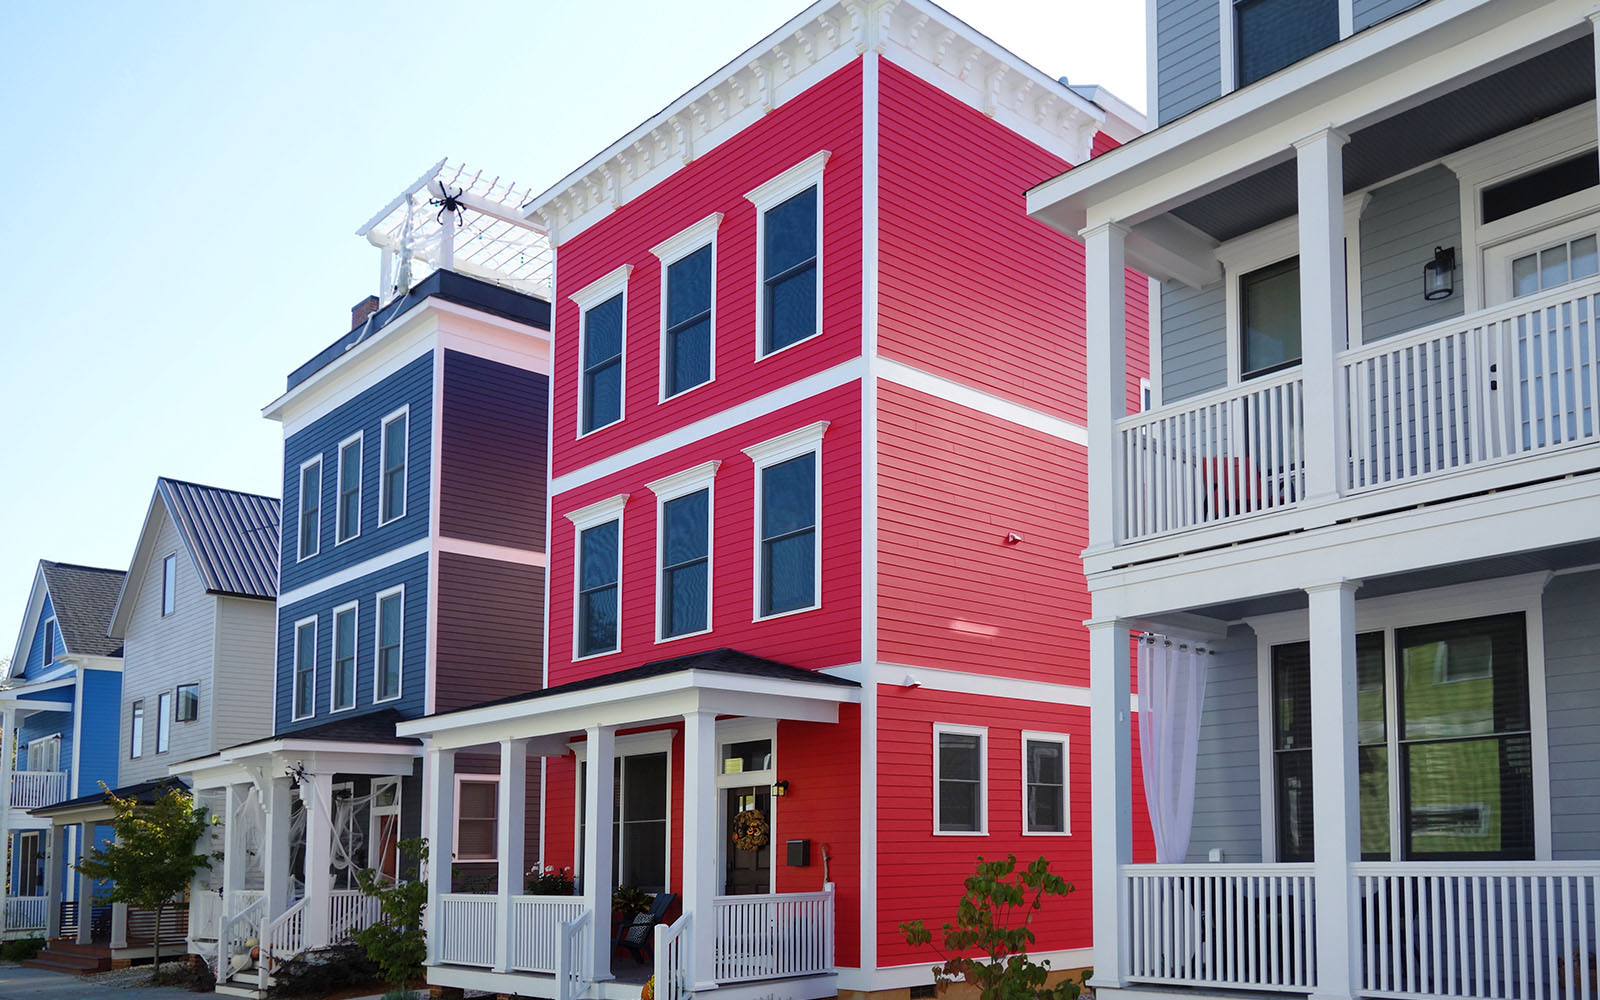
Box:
[292,616,318,720]
[332,601,358,712]
[455,776,499,862]
[747,152,828,357]
[379,408,408,524]
[934,724,986,834]
[337,433,362,543]
[653,214,720,399]
[156,691,172,753]
[375,586,403,702]
[744,422,827,620]
[176,683,199,723]
[298,457,322,559]
[1240,256,1301,379]
[161,555,177,617]
[129,701,145,759]
[1233,0,1338,88]
[568,494,627,658]
[573,265,631,435]
[1022,732,1069,835]
[648,462,719,641]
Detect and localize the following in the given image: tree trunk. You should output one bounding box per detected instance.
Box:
[152,901,162,975]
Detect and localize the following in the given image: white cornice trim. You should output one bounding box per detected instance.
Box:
[569,264,633,311]
[651,213,724,264]
[742,420,831,466]
[564,493,629,531]
[645,461,722,501]
[745,151,832,209]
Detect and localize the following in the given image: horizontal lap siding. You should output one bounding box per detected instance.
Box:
[440,351,549,550]
[551,60,864,480]
[1156,0,1222,125]
[548,384,861,687]
[211,597,276,752]
[22,594,56,678]
[434,552,545,713]
[1184,625,1263,863]
[76,669,121,798]
[1161,280,1226,402]
[879,60,1153,426]
[1359,165,1464,343]
[1543,570,1600,859]
[776,710,860,968]
[877,382,1089,685]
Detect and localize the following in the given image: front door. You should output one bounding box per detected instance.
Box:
[723,787,772,895]
[17,833,41,895]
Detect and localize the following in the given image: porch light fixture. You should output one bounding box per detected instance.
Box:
[1423,245,1456,301]
[772,780,789,797]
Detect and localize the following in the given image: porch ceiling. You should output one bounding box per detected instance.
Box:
[1172,37,1595,242]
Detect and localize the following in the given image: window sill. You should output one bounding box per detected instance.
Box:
[933,829,989,837]
[576,418,624,441]
[756,329,822,363]
[655,626,713,646]
[572,647,621,663]
[753,603,821,624]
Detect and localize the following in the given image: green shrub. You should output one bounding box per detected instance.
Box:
[354,838,429,995]
[0,937,44,961]
[267,943,379,998]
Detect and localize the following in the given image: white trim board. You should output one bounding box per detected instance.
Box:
[277,537,429,607]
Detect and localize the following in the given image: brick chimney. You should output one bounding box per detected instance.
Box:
[351,295,381,330]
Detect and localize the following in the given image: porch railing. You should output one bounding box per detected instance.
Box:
[711,885,835,984]
[1342,279,1600,493]
[188,891,223,942]
[217,895,266,982]
[437,893,496,967]
[9,770,68,809]
[1123,864,1317,992]
[557,908,593,1000]
[1116,368,1305,541]
[509,896,587,974]
[329,887,382,942]
[228,889,264,915]
[3,896,46,932]
[262,899,305,962]
[654,911,692,1000]
[1355,861,1600,1000]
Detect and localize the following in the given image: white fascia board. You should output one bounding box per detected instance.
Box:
[262,298,439,423]
[569,264,633,311]
[107,486,170,638]
[0,699,74,715]
[651,213,724,264]
[645,461,721,501]
[563,493,629,531]
[741,420,830,465]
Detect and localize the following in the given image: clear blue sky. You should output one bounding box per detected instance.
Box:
[0,0,1143,645]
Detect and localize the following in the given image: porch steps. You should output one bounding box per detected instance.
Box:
[214,982,266,999]
[22,939,115,974]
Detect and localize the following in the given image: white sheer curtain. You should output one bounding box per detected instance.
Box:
[1137,634,1209,864]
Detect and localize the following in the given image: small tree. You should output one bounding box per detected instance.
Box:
[76,784,213,978]
[353,837,429,998]
[900,854,1081,1000]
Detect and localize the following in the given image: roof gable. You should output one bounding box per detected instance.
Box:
[36,561,125,660]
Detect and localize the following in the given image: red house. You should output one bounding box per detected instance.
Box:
[399,3,1146,999]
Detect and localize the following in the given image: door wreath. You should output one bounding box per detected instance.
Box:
[731,808,769,851]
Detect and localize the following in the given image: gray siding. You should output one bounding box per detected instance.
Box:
[118,512,216,783]
[1161,280,1228,403]
[1156,0,1222,125]
[1185,625,1263,863]
[1543,570,1600,860]
[1360,165,1464,343]
[210,596,275,752]
[1353,0,1427,32]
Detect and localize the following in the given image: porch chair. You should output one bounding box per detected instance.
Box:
[615,892,677,964]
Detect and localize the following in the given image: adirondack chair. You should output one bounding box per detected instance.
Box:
[615,892,677,964]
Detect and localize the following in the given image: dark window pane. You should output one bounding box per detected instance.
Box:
[762,534,814,615]
[625,753,669,819]
[667,246,712,328]
[584,295,624,365]
[668,318,712,396]
[1276,748,1314,861]
[766,266,816,352]
[764,187,817,276]
[722,739,771,774]
[1357,632,1386,744]
[1027,740,1063,785]
[1483,155,1600,224]
[1236,0,1338,87]
[585,362,621,431]
[1272,641,1311,751]
[663,491,708,565]
[580,522,620,591]
[299,463,320,555]
[761,456,815,537]
[939,733,982,780]
[1399,613,1529,740]
[1404,735,1534,859]
[1241,256,1301,377]
[1360,744,1390,859]
[1028,783,1065,832]
[1026,739,1065,833]
[665,564,708,636]
[580,588,617,656]
[621,821,667,892]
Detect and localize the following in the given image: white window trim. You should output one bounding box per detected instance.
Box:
[1020,730,1071,836]
[747,151,830,361]
[567,494,629,661]
[648,461,720,644]
[372,584,405,704]
[39,616,55,664]
[454,773,501,862]
[156,690,173,754]
[27,735,60,773]
[744,422,827,622]
[1248,572,1552,863]
[297,454,323,561]
[161,555,177,617]
[330,599,361,714]
[573,264,633,438]
[654,214,722,403]
[129,700,144,760]
[570,730,677,893]
[714,717,777,894]
[1219,0,1354,97]
[933,722,988,836]
[291,614,319,722]
[336,430,364,545]
[369,777,403,873]
[378,405,410,526]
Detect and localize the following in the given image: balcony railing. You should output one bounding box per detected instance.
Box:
[3,896,46,933]
[437,893,497,967]
[10,770,68,810]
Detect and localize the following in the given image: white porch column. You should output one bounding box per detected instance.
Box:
[75,822,93,944]
[1087,618,1133,989]
[1083,222,1129,550]
[262,777,293,918]
[582,725,616,984]
[0,707,15,890]
[43,823,62,939]
[300,773,334,949]
[221,784,246,906]
[1295,127,1351,502]
[681,711,718,992]
[110,902,127,950]
[494,738,528,974]
[1307,580,1362,1000]
[423,745,455,966]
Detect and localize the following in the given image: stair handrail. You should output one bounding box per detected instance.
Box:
[259,897,307,990]
[215,895,266,983]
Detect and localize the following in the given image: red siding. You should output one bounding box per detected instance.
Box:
[1091,130,1123,157]
[876,59,1148,425]
[547,383,861,687]
[550,60,865,480]
[877,381,1090,685]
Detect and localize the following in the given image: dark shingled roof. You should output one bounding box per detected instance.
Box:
[30,777,188,816]
[159,478,280,599]
[224,708,420,753]
[431,648,858,719]
[39,561,126,658]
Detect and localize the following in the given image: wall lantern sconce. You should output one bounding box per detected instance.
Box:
[772,780,790,798]
[1423,245,1456,301]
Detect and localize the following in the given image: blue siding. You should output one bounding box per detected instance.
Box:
[280,352,433,594]
[22,594,57,679]
[1161,280,1228,402]
[1156,0,1222,125]
[274,553,428,733]
[1359,165,1464,343]
[1544,570,1600,860]
[1353,0,1426,31]
[76,669,121,798]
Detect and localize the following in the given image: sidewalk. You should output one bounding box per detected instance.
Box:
[0,964,200,999]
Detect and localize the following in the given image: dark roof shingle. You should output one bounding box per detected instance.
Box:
[223,708,420,752]
[40,562,126,658]
[159,478,280,599]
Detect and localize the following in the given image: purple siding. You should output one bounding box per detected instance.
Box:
[439,351,549,551]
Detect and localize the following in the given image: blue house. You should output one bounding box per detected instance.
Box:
[180,162,553,992]
[0,561,124,942]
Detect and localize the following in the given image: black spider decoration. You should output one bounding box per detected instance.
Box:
[430,184,465,226]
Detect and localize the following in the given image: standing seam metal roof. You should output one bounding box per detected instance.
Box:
[158,479,280,599]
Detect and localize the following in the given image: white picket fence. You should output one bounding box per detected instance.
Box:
[1123,864,1318,992]
[510,896,588,974]
[556,908,593,1000]
[654,911,692,1000]
[437,893,497,968]
[9,771,68,809]
[711,886,835,984]
[3,896,46,933]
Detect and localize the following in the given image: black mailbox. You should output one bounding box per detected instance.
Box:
[786,838,810,867]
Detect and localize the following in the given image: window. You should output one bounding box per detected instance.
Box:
[156,690,172,753]
[572,265,632,436]
[175,683,199,723]
[292,616,318,721]
[659,490,710,639]
[456,776,499,861]
[1510,234,1599,299]
[129,701,144,759]
[577,750,671,893]
[1022,733,1069,835]
[39,617,55,664]
[17,833,41,896]
[298,457,322,559]
[337,434,362,543]
[1240,256,1300,379]
[747,152,828,357]
[935,725,986,834]
[745,423,826,620]
[578,521,621,657]
[653,214,721,399]
[332,602,358,712]
[27,736,59,773]
[161,555,177,617]
[1234,0,1338,87]
[1482,155,1600,225]
[379,408,408,524]
[374,587,403,702]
